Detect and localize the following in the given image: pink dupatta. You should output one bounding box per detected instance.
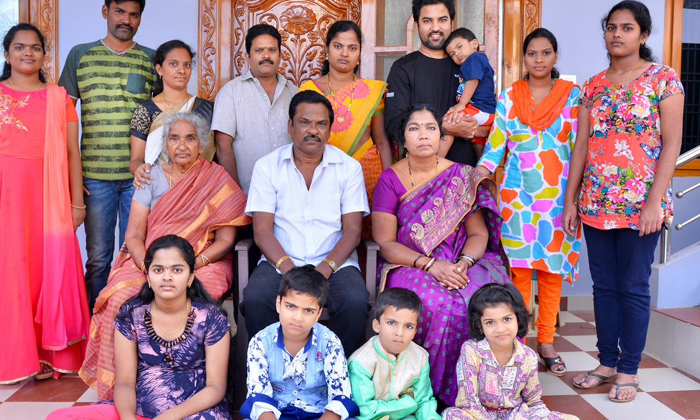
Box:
[34,85,90,351]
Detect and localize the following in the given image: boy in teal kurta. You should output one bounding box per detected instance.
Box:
[348,289,441,420]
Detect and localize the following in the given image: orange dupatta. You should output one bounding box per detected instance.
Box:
[510,79,576,131]
[35,85,90,351]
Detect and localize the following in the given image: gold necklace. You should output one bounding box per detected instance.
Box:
[153,300,190,335]
[166,158,198,187]
[7,78,43,92]
[327,73,356,123]
[608,59,644,84]
[161,92,190,111]
[407,156,439,187]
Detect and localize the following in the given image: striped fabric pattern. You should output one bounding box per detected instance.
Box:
[60,41,156,180]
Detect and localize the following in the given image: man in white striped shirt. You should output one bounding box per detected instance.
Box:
[212,24,298,194]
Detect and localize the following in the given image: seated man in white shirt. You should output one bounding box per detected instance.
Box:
[243,90,371,355]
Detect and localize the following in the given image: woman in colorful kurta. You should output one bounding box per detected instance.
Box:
[299,20,392,238]
[373,104,509,406]
[564,1,684,402]
[478,28,580,376]
[80,112,250,400]
[48,235,232,420]
[0,24,90,385]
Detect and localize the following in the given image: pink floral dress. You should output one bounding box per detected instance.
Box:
[578,64,684,230]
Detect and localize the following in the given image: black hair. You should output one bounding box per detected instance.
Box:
[444,27,478,52]
[245,24,282,55]
[288,90,335,126]
[123,235,226,316]
[522,27,560,80]
[412,0,456,23]
[374,288,423,321]
[278,265,330,308]
[468,283,529,341]
[601,0,654,62]
[105,0,145,13]
[1,23,47,83]
[398,103,443,146]
[322,20,363,76]
[152,40,195,96]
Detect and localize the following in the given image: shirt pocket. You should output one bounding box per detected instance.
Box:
[125,73,147,95]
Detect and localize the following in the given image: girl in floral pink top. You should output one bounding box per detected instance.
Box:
[563,1,684,403]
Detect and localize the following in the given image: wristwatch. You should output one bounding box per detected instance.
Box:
[323,258,339,273]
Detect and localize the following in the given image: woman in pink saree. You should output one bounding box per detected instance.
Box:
[0,24,90,385]
[373,104,510,405]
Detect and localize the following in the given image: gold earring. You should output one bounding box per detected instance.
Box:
[148,282,152,289]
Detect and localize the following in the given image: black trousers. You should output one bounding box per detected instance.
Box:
[241,261,370,355]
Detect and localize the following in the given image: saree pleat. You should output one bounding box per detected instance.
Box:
[79,159,250,399]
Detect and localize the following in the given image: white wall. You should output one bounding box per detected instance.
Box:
[58,0,199,262]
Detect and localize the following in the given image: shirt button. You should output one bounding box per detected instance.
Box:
[293,390,298,395]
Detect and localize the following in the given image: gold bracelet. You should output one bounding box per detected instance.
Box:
[323,258,339,273]
[200,254,211,266]
[71,203,86,209]
[275,255,291,270]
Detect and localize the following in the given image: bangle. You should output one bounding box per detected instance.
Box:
[275,255,291,270]
[423,257,436,271]
[200,254,211,266]
[140,261,147,274]
[458,253,476,266]
[71,203,86,209]
[413,254,424,268]
[323,258,339,273]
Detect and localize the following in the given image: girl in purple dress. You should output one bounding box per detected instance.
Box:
[48,235,232,420]
[372,104,510,405]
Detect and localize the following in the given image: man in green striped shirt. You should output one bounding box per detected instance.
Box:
[59,0,156,309]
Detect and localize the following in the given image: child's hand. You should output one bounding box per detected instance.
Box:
[447,104,467,125]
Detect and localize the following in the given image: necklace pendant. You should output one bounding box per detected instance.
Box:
[337,116,345,123]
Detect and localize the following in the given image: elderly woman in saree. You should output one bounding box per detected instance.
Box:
[80,112,250,400]
[130,40,216,189]
[372,104,510,406]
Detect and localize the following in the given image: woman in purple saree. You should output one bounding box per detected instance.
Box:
[373,104,510,406]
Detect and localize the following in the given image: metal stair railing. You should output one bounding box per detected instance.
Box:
[659,145,700,263]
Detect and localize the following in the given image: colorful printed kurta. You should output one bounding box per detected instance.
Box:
[110,300,232,419]
[479,85,581,282]
[578,64,684,230]
[442,339,579,420]
[348,336,441,420]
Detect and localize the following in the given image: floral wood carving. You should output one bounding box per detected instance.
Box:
[198,0,221,101]
[233,0,361,87]
[26,0,58,84]
[523,0,541,39]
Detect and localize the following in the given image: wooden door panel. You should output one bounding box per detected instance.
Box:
[233,0,360,86]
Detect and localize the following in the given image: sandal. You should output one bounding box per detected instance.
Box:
[573,370,617,389]
[609,378,639,403]
[35,364,53,380]
[537,344,566,377]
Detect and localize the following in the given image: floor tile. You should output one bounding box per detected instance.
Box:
[582,392,684,420]
[564,335,598,352]
[556,322,598,336]
[559,312,586,324]
[6,378,88,402]
[541,395,608,420]
[538,374,578,396]
[649,391,700,419]
[569,310,596,322]
[655,308,700,328]
[0,402,73,419]
[639,354,668,369]
[0,380,29,402]
[638,368,700,392]
[76,387,98,403]
[526,336,581,352]
[554,351,600,372]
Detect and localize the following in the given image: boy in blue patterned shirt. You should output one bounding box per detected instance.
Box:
[242,265,359,420]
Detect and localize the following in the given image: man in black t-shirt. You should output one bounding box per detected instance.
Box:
[385,0,489,166]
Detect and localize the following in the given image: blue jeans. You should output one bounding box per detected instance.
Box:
[583,225,661,375]
[83,178,135,310]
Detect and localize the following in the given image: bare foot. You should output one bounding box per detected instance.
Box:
[573,365,617,389]
[609,373,638,402]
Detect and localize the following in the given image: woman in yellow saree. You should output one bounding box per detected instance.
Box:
[299,20,392,238]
